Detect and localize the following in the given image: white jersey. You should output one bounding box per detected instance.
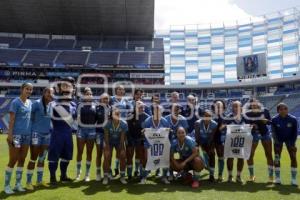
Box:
[224,125,253,159]
[144,128,170,170]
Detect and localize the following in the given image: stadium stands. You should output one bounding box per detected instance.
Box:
[0,36,22,48]
[20,38,49,49]
[88,52,119,65]
[119,52,149,65]
[23,50,58,66]
[0,49,27,65]
[48,39,75,50]
[55,51,88,66]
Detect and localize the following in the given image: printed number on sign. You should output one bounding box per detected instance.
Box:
[231,136,245,148]
[151,144,164,156]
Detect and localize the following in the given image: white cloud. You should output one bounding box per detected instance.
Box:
[155,0,261,30]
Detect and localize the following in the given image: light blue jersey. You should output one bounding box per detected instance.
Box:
[9,97,32,135]
[171,136,196,159]
[104,119,128,144]
[165,114,188,141]
[31,99,52,134]
[142,116,170,129]
[110,96,130,119]
[194,119,218,145]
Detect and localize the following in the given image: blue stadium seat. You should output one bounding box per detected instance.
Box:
[101,38,126,50]
[20,38,49,49]
[128,39,152,50]
[0,49,27,66]
[55,51,88,66]
[150,52,164,65]
[48,39,75,50]
[153,38,164,50]
[0,37,22,48]
[119,52,149,65]
[23,50,58,66]
[75,39,100,50]
[88,52,119,65]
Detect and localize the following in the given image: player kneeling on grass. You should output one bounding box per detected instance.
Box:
[26,87,54,190]
[271,103,298,186]
[170,127,204,188]
[103,107,128,185]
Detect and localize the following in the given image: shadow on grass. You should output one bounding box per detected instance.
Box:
[0,177,299,199]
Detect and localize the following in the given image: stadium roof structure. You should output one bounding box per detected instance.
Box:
[0,0,154,37]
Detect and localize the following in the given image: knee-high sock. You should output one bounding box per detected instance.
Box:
[37,167,44,183]
[16,167,23,185]
[49,161,58,179]
[60,160,70,178]
[218,158,224,176]
[4,167,13,187]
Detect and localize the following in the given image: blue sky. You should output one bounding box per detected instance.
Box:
[155,0,300,29]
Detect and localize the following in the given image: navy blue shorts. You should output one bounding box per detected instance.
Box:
[252,132,272,143]
[274,140,296,149]
[48,132,73,161]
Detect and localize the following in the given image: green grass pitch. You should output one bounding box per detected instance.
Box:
[0,135,299,200]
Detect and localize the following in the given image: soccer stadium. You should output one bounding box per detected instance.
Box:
[0,0,300,200]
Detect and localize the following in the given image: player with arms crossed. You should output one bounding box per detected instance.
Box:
[271,103,298,186]
[170,127,204,188]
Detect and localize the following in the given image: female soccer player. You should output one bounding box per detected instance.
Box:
[126,100,150,180]
[221,101,247,183]
[75,88,97,182]
[271,103,298,186]
[26,87,54,190]
[110,84,130,176]
[194,110,218,182]
[95,93,111,181]
[170,127,205,188]
[211,100,227,181]
[244,98,274,182]
[4,82,33,194]
[140,104,170,184]
[48,77,77,185]
[102,107,128,185]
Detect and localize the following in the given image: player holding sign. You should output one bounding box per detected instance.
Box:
[221,101,249,183]
[170,127,204,188]
[141,104,170,184]
[271,103,298,186]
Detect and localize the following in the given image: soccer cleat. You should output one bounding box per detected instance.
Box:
[248,176,256,182]
[120,177,127,185]
[50,177,58,185]
[161,177,170,184]
[291,179,298,187]
[217,175,223,182]
[114,169,119,177]
[4,186,15,195]
[26,183,34,190]
[268,176,274,184]
[75,174,81,181]
[134,171,139,177]
[191,180,200,188]
[155,169,161,177]
[84,176,90,182]
[60,176,73,182]
[274,177,281,185]
[102,177,109,185]
[139,178,146,185]
[14,184,26,192]
[236,176,243,184]
[227,175,234,183]
[209,175,215,182]
[36,182,49,187]
[96,174,102,182]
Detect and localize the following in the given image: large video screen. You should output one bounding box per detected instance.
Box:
[236,53,267,79]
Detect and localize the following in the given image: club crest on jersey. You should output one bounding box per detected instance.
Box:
[287,123,292,128]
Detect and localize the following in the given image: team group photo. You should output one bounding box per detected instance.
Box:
[0,0,300,200]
